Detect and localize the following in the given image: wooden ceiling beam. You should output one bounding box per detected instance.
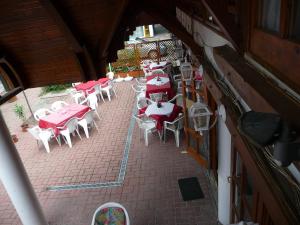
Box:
[39,0,83,53]
[106,3,140,63]
[215,45,300,130]
[99,0,130,60]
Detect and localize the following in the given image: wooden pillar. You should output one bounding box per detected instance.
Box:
[98,57,107,77]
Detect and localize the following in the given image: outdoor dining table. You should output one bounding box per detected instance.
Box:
[146,74,174,99]
[139,102,182,130]
[149,61,171,70]
[74,78,109,94]
[39,104,90,136]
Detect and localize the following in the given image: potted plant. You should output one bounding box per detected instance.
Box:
[13,104,28,132]
[11,134,18,143]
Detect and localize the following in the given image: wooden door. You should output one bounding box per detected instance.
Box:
[181,77,218,176]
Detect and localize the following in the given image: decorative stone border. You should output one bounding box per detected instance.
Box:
[46,106,137,191]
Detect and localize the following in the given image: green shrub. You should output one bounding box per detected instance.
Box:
[13,104,26,122]
[40,84,72,96]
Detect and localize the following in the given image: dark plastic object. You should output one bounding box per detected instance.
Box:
[238,111,282,147]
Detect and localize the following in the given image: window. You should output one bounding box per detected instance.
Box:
[260,0,281,33]
[290,0,300,41]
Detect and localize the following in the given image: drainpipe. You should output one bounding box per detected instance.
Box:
[0,111,48,225]
[217,105,231,224]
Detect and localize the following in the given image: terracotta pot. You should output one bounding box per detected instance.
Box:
[11,134,18,143]
[21,123,29,132]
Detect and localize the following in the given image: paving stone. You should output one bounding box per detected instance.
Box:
[0,81,217,225]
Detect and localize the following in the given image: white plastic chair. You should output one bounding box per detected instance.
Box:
[162,63,172,75]
[101,80,117,101]
[131,84,146,101]
[70,89,85,104]
[142,67,152,77]
[51,101,69,112]
[81,92,101,120]
[137,97,154,110]
[168,94,183,107]
[93,84,105,103]
[151,69,165,75]
[34,108,53,121]
[106,72,114,80]
[115,76,124,82]
[77,110,99,138]
[28,126,61,153]
[135,77,147,85]
[57,118,82,148]
[149,92,162,102]
[124,74,133,81]
[163,113,184,147]
[72,82,82,87]
[91,202,130,225]
[133,114,159,146]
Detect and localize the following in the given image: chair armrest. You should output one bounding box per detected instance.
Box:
[173,74,181,81]
[80,98,88,105]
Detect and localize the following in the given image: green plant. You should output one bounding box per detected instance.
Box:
[13,104,26,122]
[40,83,72,96]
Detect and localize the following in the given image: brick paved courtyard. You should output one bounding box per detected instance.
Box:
[0,82,217,225]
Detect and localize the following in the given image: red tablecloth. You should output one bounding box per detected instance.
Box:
[74,78,109,94]
[146,74,174,100]
[39,104,90,135]
[139,104,182,130]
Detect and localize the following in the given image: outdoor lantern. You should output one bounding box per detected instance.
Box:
[180,62,193,81]
[175,47,184,60]
[190,99,212,135]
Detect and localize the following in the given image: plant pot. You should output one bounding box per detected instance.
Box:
[21,123,29,132]
[11,134,18,143]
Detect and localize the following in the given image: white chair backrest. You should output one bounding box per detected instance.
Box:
[151,69,164,75]
[87,93,98,110]
[106,72,114,80]
[72,82,82,87]
[94,84,101,92]
[149,92,163,102]
[34,108,52,121]
[135,77,147,85]
[28,126,41,140]
[51,101,68,112]
[163,64,172,75]
[64,118,78,133]
[91,202,130,225]
[175,114,184,130]
[133,115,144,129]
[131,84,145,93]
[168,94,182,103]
[81,110,94,124]
[70,89,82,96]
[137,97,153,110]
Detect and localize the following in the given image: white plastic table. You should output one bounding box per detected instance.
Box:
[149,61,169,70]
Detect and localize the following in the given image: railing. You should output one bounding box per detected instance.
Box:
[111,38,179,74]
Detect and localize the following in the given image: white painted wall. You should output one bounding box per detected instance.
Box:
[149,25,154,37]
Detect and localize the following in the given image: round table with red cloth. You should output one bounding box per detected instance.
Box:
[146,74,175,100]
[139,104,182,130]
[39,104,90,135]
